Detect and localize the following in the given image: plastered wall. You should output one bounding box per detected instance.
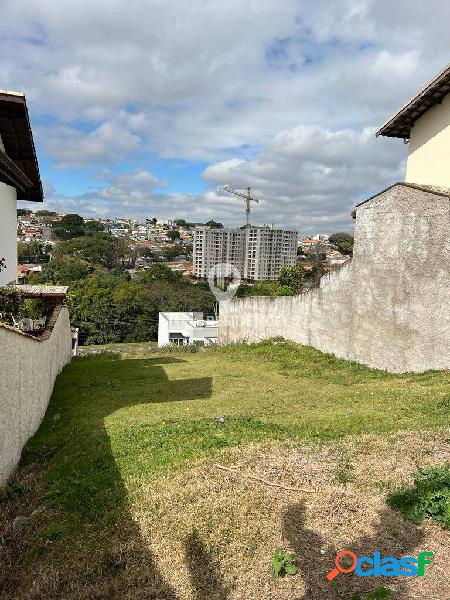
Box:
[0,305,72,485]
[219,184,450,373]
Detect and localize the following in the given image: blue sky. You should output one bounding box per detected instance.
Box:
[4,0,450,232]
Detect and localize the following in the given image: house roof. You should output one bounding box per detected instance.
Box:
[351,181,450,218]
[376,63,450,139]
[0,90,43,202]
[13,284,68,298]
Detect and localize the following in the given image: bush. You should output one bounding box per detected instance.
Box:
[0,287,24,323]
[388,464,450,528]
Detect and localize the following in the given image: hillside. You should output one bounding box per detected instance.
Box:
[0,342,449,599]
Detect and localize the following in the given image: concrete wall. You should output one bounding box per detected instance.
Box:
[0,305,72,486]
[0,182,18,286]
[219,183,450,373]
[406,93,450,188]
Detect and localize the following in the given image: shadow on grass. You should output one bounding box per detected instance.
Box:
[282,502,424,600]
[0,354,229,599]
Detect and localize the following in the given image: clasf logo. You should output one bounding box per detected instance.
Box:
[326,550,433,581]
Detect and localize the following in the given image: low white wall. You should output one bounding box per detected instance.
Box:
[0,305,72,486]
[219,184,450,373]
[0,182,18,286]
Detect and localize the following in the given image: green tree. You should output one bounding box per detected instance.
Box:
[35,210,57,217]
[136,263,183,284]
[167,230,181,242]
[205,220,223,229]
[279,265,306,294]
[30,255,93,285]
[84,220,105,233]
[17,208,32,217]
[162,245,185,261]
[17,241,52,263]
[54,234,131,269]
[52,214,85,240]
[329,232,354,255]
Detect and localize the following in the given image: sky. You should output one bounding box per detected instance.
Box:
[4,0,450,233]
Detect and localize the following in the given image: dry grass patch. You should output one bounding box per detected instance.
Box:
[134,429,450,600]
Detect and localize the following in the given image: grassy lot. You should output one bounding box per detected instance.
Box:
[0,341,449,599]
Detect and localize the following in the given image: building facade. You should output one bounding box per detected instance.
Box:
[377,62,450,189]
[193,225,298,281]
[158,312,219,347]
[0,90,44,286]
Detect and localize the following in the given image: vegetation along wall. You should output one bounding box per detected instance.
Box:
[0,305,72,485]
[219,183,450,373]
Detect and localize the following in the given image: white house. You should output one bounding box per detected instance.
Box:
[377,61,450,188]
[158,311,219,347]
[0,90,44,286]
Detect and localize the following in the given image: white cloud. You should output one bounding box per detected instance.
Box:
[7,0,450,229]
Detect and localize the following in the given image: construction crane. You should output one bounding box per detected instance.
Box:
[218,185,259,226]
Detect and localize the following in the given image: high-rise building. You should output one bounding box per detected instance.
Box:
[193,225,298,281]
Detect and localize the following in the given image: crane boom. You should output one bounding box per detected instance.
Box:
[218,185,259,226]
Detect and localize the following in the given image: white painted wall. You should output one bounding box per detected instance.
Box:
[0,306,72,486]
[158,312,170,346]
[0,182,18,286]
[406,93,450,188]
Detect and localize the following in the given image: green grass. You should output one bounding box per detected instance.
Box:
[20,341,449,521]
[2,340,449,598]
[81,340,157,349]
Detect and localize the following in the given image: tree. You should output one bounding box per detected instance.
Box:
[279,265,306,294]
[84,220,105,233]
[54,233,131,269]
[329,232,354,255]
[35,210,57,217]
[167,230,181,242]
[162,245,185,261]
[205,220,223,229]
[174,219,187,226]
[17,241,52,263]
[136,263,183,285]
[17,208,32,217]
[52,214,85,240]
[30,255,93,285]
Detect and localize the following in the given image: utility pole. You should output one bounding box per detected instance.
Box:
[218,185,259,226]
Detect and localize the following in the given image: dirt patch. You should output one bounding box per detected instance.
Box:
[134,429,450,600]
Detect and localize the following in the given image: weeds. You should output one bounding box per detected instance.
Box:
[271,547,297,580]
[388,463,450,528]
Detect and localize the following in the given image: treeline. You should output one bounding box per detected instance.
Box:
[27,234,214,345]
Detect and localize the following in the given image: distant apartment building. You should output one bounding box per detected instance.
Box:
[158,312,218,347]
[193,225,298,281]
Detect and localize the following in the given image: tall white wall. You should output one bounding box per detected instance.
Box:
[0,182,18,286]
[219,184,450,373]
[0,306,72,486]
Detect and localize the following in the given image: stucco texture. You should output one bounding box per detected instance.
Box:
[219,184,450,373]
[0,305,72,486]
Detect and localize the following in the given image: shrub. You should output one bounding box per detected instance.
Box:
[388,464,450,528]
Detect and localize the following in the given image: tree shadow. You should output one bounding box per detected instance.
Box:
[282,501,424,600]
[0,353,225,599]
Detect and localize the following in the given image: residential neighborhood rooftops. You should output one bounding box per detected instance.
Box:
[0,90,43,202]
[376,62,450,139]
